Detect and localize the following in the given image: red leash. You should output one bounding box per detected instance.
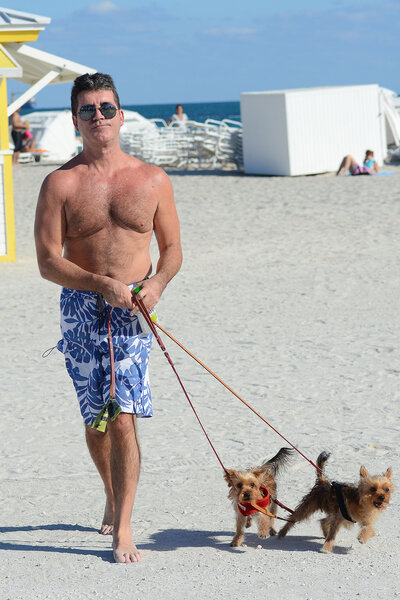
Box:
[132,293,226,472]
[143,306,322,475]
[131,291,303,519]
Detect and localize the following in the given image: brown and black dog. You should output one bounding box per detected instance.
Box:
[279,451,394,552]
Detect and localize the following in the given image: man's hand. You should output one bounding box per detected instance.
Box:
[130,276,164,316]
[101,278,135,309]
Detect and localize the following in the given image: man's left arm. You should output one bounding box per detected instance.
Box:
[135,171,182,311]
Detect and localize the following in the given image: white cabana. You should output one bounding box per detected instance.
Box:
[241,84,400,176]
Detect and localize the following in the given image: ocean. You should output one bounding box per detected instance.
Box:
[123,101,241,123]
[21,100,241,123]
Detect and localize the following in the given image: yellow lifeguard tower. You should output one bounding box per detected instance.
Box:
[0,7,95,262]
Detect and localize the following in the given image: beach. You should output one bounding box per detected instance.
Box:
[1,163,399,599]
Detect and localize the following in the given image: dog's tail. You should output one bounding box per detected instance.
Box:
[262,447,294,476]
[316,451,330,481]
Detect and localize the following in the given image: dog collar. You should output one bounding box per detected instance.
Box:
[331,481,356,523]
[237,486,270,516]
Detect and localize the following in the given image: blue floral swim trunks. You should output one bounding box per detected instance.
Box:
[57,286,153,429]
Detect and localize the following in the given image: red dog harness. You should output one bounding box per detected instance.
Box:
[237,486,270,517]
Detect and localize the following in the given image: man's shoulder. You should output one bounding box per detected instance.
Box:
[40,157,83,196]
[125,154,171,187]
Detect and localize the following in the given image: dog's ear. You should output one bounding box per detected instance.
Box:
[224,469,236,487]
[360,466,369,479]
[252,469,263,479]
[384,467,392,479]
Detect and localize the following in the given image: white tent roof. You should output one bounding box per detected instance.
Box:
[6,43,96,86]
[0,7,50,30]
[6,43,96,116]
[0,42,22,78]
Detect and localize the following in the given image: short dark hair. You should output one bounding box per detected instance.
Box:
[71,72,121,116]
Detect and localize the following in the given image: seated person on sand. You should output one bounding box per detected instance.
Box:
[167,104,189,131]
[336,150,379,176]
[21,121,35,152]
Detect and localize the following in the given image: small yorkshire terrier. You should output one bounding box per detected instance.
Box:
[278,451,394,552]
[224,447,293,547]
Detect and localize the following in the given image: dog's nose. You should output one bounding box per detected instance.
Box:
[243,492,250,501]
[378,494,385,501]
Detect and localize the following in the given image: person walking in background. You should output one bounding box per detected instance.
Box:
[167,104,189,131]
[10,107,25,165]
[34,72,182,564]
[336,150,379,176]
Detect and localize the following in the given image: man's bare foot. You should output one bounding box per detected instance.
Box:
[112,527,142,563]
[100,499,114,535]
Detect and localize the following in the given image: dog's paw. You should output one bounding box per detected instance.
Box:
[269,528,277,536]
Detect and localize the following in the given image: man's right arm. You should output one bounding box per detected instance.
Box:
[34,172,134,308]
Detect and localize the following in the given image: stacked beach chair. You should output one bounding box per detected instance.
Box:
[119,119,243,171]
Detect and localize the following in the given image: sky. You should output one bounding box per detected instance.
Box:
[8,0,400,108]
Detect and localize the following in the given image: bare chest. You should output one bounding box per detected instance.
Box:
[65,177,157,238]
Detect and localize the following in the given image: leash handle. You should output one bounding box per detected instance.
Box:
[132,287,166,350]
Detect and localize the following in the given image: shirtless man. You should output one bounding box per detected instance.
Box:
[34,73,182,563]
[11,107,25,164]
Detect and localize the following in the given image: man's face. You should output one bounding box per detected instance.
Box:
[73,89,124,144]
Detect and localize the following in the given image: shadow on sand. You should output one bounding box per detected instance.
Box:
[141,528,349,554]
[0,523,97,534]
[143,529,351,555]
[0,523,113,562]
[0,524,350,559]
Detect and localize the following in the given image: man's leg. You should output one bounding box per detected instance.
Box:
[85,426,115,534]
[108,413,142,563]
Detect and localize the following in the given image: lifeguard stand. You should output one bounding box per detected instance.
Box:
[0,7,95,261]
[0,8,50,261]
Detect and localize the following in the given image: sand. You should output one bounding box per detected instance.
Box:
[1,163,399,599]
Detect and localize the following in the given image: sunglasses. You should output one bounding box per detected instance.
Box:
[78,103,118,121]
